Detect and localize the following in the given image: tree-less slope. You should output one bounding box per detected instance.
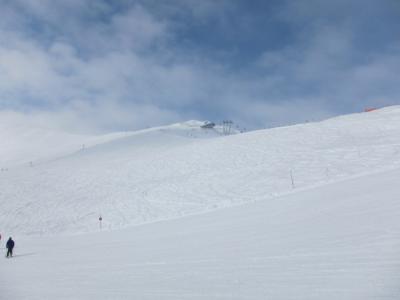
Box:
[1,166,399,299]
[1,107,400,235]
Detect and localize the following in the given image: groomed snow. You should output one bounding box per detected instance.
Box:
[2,107,400,235]
[1,106,400,298]
[1,167,400,299]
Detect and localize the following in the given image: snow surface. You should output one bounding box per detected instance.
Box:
[2,107,400,235]
[1,167,400,299]
[0,115,131,168]
[1,107,400,299]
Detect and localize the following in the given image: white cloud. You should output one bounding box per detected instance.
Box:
[0,0,398,133]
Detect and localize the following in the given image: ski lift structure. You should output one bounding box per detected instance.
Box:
[222,120,233,135]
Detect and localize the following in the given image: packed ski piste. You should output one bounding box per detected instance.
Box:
[1,107,400,299]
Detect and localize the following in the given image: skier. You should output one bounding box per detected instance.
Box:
[6,237,14,258]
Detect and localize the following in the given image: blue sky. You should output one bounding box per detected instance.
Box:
[0,0,399,132]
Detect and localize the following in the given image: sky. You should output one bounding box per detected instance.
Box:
[0,0,399,133]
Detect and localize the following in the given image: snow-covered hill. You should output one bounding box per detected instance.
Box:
[2,106,400,299]
[0,118,226,168]
[2,107,400,235]
[2,163,400,299]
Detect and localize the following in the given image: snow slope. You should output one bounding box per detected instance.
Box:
[0,118,130,169]
[1,167,400,299]
[2,107,400,235]
[1,106,400,299]
[0,119,227,169]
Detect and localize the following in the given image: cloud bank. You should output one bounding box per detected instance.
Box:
[0,0,399,132]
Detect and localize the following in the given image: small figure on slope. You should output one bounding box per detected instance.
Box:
[6,237,15,258]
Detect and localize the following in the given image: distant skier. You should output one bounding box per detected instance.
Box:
[6,237,14,258]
